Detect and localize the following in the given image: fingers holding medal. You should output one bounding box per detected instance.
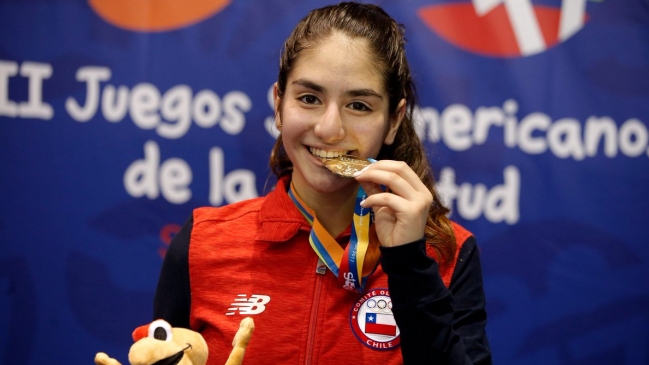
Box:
[350,159,432,248]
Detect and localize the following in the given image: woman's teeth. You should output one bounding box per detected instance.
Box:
[309,147,349,159]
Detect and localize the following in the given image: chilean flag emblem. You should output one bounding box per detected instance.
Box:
[350,289,400,350]
[365,313,397,336]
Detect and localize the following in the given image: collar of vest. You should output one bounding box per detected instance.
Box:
[255,175,310,242]
[255,175,353,243]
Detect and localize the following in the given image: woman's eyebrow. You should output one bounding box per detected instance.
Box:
[292,78,325,93]
[345,88,383,99]
[292,78,383,99]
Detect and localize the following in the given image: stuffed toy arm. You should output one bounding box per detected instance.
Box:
[95,352,123,365]
[225,317,255,365]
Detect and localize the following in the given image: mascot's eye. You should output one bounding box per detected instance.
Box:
[148,319,173,342]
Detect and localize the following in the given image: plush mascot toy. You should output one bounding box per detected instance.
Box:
[95,317,254,365]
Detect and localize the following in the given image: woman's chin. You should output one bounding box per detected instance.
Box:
[293,168,355,195]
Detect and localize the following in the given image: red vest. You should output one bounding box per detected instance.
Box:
[189,178,470,365]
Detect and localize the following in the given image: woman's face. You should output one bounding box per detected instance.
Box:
[275,32,403,197]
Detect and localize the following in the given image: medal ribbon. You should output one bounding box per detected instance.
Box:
[288,182,380,292]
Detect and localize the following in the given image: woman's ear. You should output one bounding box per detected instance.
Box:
[383,98,406,145]
[273,82,282,130]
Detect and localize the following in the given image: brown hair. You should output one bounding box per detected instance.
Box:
[269,2,456,265]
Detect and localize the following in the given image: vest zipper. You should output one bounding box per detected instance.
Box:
[305,271,324,365]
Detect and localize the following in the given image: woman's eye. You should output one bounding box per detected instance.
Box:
[299,95,319,104]
[349,102,370,111]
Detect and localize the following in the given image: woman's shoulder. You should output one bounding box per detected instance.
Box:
[192,196,267,225]
[450,221,474,247]
[432,221,478,287]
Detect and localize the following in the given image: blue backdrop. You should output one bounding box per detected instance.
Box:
[1,1,648,364]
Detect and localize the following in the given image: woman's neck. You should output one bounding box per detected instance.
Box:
[291,176,358,237]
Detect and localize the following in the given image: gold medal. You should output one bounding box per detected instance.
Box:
[322,155,371,177]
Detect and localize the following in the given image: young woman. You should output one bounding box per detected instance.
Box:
[154,3,492,364]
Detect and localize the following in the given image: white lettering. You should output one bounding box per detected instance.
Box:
[518,112,550,154]
[436,167,459,213]
[0,60,53,120]
[503,99,519,147]
[547,118,585,160]
[419,99,647,160]
[193,89,221,128]
[124,140,160,199]
[101,85,129,122]
[65,66,251,138]
[18,62,53,119]
[130,83,161,130]
[220,91,251,135]
[342,272,356,290]
[484,166,520,224]
[584,116,617,157]
[413,106,440,142]
[442,104,473,151]
[473,99,518,147]
[209,147,258,206]
[123,141,193,204]
[159,157,192,204]
[474,106,504,145]
[158,85,192,139]
[264,84,280,138]
[437,166,520,224]
[0,60,18,117]
[458,183,487,220]
[66,66,111,122]
[619,118,648,157]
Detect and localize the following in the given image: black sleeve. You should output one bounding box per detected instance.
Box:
[152,214,193,329]
[448,237,492,364]
[380,238,492,365]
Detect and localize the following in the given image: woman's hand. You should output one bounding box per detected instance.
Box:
[353,160,432,247]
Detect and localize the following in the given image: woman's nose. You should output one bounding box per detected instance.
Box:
[314,104,345,143]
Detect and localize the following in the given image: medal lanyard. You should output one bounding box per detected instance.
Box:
[288,181,380,292]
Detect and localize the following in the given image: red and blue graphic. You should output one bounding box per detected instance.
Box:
[418,0,589,57]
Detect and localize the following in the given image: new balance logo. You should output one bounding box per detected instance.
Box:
[226,294,271,315]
